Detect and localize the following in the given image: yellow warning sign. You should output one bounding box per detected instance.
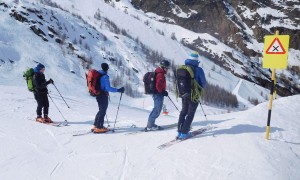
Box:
[263,35,289,69]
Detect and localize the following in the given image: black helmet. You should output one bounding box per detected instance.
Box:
[160,60,170,68]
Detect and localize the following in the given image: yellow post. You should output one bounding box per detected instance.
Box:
[265,30,279,140]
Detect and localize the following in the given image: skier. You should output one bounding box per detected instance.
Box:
[32,63,54,123]
[92,63,125,133]
[145,60,170,131]
[176,52,207,140]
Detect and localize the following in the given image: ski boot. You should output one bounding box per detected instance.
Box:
[44,115,53,123]
[91,125,97,132]
[178,132,192,140]
[176,132,182,139]
[36,115,45,123]
[93,127,109,133]
[145,124,162,131]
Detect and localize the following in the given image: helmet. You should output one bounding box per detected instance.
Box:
[160,60,170,68]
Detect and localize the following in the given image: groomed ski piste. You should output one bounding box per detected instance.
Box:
[0,83,300,180]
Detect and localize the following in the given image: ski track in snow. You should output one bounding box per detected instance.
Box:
[50,162,62,177]
[232,79,249,106]
[119,147,129,180]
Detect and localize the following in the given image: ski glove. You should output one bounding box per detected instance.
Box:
[46,78,54,85]
[162,90,168,97]
[117,87,125,93]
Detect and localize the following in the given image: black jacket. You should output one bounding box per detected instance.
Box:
[33,72,49,94]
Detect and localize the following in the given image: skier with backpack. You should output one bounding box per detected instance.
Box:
[87,63,124,133]
[25,63,54,123]
[143,60,170,131]
[176,52,207,140]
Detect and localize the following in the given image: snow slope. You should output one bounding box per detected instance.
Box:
[0,2,299,179]
[0,84,299,180]
[0,0,272,109]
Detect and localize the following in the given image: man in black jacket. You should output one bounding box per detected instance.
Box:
[32,63,53,123]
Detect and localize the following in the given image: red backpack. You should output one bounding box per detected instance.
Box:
[86,69,103,96]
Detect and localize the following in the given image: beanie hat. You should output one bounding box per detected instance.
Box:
[101,63,109,71]
[189,51,199,61]
[36,63,45,71]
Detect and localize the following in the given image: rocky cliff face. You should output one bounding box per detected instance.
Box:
[131,0,300,96]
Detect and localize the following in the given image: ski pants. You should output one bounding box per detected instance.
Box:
[147,94,164,127]
[94,95,109,128]
[178,96,199,134]
[34,93,49,116]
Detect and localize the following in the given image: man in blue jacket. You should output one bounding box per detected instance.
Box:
[93,63,124,133]
[177,51,207,140]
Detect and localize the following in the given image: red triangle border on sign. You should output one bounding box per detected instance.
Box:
[266,37,286,54]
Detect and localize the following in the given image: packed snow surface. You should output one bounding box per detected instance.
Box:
[0,85,299,180]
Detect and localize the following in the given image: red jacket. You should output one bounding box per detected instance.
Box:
[155,67,167,93]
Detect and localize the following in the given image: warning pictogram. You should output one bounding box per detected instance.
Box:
[266,38,286,54]
[263,35,289,69]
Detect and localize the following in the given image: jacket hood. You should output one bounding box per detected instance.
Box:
[185,59,200,67]
[98,70,107,75]
[34,67,42,73]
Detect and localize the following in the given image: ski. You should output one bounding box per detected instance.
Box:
[73,130,93,136]
[39,121,68,127]
[73,129,115,136]
[73,124,137,136]
[29,118,69,127]
[125,123,178,135]
[157,126,212,150]
[52,120,69,127]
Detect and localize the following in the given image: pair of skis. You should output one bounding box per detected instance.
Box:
[72,124,213,150]
[72,124,138,136]
[72,123,177,136]
[124,123,178,135]
[157,126,212,149]
[72,129,112,136]
[32,119,69,127]
[125,123,212,149]
[50,120,69,127]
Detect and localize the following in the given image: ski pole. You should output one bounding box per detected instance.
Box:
[199,100,215,136]
[52,83,70,108]
[199,100,208,121]
[112,93,123,132]
[48,94,68,124]
[167,95,180,112]
[106,114,110,127]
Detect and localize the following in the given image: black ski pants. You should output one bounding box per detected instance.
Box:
[178,96,199,134]
[94,95,108,128]
[34,93,49,117]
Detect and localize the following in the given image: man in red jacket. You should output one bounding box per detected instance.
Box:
[146,60,170,131]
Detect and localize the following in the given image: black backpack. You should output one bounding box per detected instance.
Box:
[176,66,193,97]
[143,72,156,94]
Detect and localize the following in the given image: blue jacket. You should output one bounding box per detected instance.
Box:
[98,70,118,92]
[185,59,207,88]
